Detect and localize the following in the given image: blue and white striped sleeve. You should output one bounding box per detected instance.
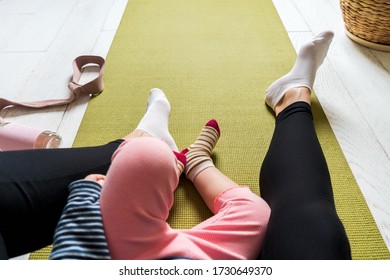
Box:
[49,180,111,260]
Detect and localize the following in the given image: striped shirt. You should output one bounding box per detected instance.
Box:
[49,180,111,260]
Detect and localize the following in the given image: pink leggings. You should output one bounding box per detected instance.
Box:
[100,137,270,260]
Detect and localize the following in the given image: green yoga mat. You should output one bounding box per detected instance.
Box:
[30,0,389,260]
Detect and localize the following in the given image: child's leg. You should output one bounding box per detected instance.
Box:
[45,87,184,260]
[100,137,184,259]
[179,120,270,259]
[180,184,270,259]
[182,119,225,210]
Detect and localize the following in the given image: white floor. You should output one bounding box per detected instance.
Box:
[2,0,389,260]
[1,0,128,260]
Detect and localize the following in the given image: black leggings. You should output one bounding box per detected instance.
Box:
[0,103,351,259]
[0,140,123,259]
[259,102,351,259]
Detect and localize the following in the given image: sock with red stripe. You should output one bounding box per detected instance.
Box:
[182,119,220,182]
[174,151,186,176]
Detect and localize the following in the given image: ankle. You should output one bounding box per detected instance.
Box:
[274,87,311,116]
[183,119,220,181]
[174,151,186,176]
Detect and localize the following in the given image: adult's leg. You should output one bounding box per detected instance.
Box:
[0,140,123,259]
[99,88,186,259]
[259,31,351,259]
[260,102,351,259]
[0,233,7,259]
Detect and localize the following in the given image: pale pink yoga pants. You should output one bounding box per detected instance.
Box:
[100,137,270,260]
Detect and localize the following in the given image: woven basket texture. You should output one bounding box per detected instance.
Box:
[340,0,390,45]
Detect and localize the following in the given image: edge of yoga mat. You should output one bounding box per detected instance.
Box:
[29,0,389,260]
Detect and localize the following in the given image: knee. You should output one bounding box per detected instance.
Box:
[249,193,271,232]
[216,187,271,231]
[101,137,179,219]
[107,137,179,190]
[112,137,176,174]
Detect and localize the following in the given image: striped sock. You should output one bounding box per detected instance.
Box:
[182,119,220,182]
[173,151,186,176]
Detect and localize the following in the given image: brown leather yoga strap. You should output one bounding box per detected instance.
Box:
[0,55,105,112]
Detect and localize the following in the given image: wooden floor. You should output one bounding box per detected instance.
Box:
[2,0,389,260]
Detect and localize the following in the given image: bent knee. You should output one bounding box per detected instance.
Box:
[215,187,271,229]
[111,137,177,176]
[104,137,179,195]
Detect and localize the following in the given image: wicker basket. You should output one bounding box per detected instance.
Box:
[340,0,390,51]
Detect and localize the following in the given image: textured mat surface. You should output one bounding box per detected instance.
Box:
[30,0,389,260]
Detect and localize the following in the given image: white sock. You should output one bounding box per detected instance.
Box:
[136,88,178,151]
[265,30,334,110]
